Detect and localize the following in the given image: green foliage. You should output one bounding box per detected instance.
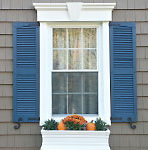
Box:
[42,119,58,130]
[65,121,85,130]
[95,118,108,131]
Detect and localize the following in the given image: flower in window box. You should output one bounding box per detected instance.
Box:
[63,114,87,130]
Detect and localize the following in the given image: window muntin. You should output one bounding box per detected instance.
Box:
[52,28,98,115]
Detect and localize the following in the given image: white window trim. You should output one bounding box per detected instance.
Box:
[33,2,116,126]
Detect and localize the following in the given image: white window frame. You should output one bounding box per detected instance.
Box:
[33,2,116,125]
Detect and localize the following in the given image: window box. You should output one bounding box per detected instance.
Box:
[41,129,110,150]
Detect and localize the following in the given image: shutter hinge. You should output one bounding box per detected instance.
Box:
[14,117,22,129]
[128,117,136,129]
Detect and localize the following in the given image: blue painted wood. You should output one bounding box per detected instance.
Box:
[13,22,40,122]
[110,22,137,122]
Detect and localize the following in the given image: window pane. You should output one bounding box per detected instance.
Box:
[53,50,67,70]
[83,94,98,114]
[53,28,66,48]
[52,73,67,93]
[68,50,81,69]
[68,73,82,93]
[68,94,82,114]
[68,29,81,48]
[84,73,98,93]
[83,28,96,48]
[52,72,98,114]
[52,94,67,114]
[83,49,97,69]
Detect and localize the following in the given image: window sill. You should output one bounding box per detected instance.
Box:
[41,129,110,150]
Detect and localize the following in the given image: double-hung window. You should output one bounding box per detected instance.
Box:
[40,22,111,124]
[36,3,115,125]
[52,28,98,116]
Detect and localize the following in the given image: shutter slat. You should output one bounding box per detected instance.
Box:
[13,22,39,122]
[110,22,137,122]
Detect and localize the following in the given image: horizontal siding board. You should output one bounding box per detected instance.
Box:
[137,72,143,84]
[5,60,12,72]
[5,48,12,60]
[139,22,148,34]
[0,10,36,22]
[0,60,13,72]
[137,59,148,71]
[0,123,7,134]
[142,72,148,84]
[0,123,41,135]
[136,35,148,47]
[110,122,144,135]
[14,135,41,147]
[0,23,12,34]
[110,136,148,149]
[0,35,12,47]
[138,97,148,110]
[111,121,148,135]
[0,85,12,96]
[116,0,128,9]
[142,85,148,96]
[0,48,5,59]
[0,97,12,110]
[127,0,135,9]
[0,136,8,147]
[137,47,146,59]
[0,110,12,122]
[134,0,146,9]
[0,60,6,72]
[138,109,148,121]
[0,135,41,148]
[136,72,148,85]
[0,47,13,60]
[135,10,146,21]
[10,0,23,10]
[110,135,148,148]
[1,0,11,9]
[113,10,148,22]
[0,48,12,61]
[136,22,141,34]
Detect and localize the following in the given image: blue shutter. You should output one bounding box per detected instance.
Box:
[110,22,137,122]
[13,22,39,122]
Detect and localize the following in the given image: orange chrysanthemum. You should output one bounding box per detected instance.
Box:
[63,114,87,126]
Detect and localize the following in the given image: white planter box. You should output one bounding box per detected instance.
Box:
[41,129,110,150]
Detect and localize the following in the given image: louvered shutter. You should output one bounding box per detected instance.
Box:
[13,22,39,122]
[110,22,137,122]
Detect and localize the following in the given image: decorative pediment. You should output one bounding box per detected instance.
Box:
[33,2,116,22]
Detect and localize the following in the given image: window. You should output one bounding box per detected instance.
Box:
[35,3,116,125]
[39,22,111,124]
[52,28,98,115]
